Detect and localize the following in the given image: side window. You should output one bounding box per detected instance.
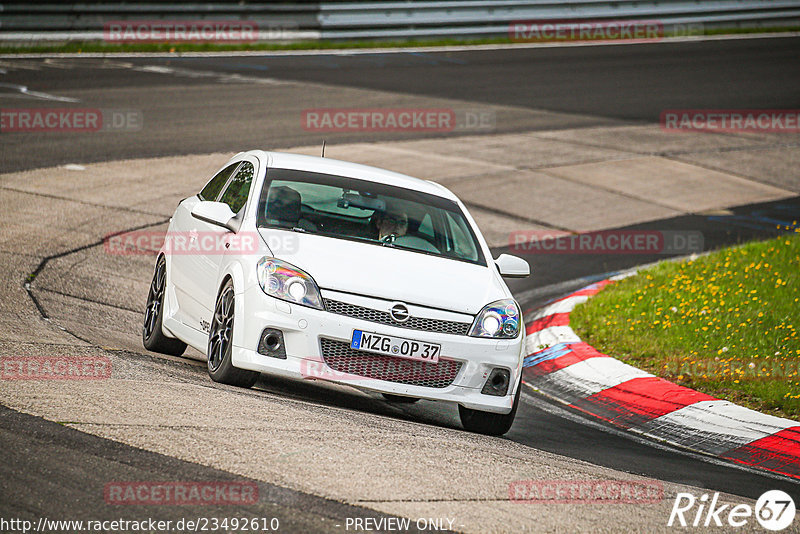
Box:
[444,212,478,261]
[417,213,434,239]
[219,161,255,214]
[199,162,239,201]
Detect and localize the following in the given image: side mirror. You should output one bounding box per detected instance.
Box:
[495,253,530,278]
[191,201,238,232]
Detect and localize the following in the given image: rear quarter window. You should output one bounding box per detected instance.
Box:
[218,161,255,214]
[199,162,240,201]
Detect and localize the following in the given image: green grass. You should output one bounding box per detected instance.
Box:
[571,232,800,419]
[3,26,799,54]
[0,37,512,55]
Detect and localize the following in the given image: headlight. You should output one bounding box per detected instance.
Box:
[257,258,323,310]
[469,299,520,339]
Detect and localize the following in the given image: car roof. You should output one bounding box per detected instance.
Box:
[251,150,458,201]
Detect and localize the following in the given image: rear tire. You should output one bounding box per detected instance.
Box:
[459,380,521,436]
[207,279,259,389]
[382,393,420,404]
[142,256,187,356]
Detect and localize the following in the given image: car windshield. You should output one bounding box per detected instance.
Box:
[256,168,486,266]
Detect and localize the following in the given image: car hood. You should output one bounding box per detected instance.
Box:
[259,229,507,315]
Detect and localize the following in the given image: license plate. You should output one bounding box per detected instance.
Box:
[351,330,440,363]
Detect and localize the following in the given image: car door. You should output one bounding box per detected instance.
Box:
[170,160,241,332]
[192,159,257,333]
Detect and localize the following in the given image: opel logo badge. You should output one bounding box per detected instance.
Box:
[389,303,410,323]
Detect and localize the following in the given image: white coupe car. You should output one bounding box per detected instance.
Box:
[143,150,530,435]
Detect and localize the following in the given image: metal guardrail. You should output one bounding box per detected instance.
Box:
[0,3,320,31]
[1,0,799,43]
[318,0,800,39]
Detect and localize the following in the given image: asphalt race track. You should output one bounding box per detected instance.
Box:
[1,35,799,532]
[3,36,800,173]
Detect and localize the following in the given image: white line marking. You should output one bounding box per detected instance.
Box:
[131,64,288,86]
[0,82,79,103]
[135,65,174,74]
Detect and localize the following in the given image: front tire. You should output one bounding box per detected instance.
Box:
[207,279,259,389]
[142,256,187,356]
[459,380,521,436]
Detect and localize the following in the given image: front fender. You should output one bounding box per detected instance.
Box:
[218,259,248,348]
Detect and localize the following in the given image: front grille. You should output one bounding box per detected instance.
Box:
[323,299,471,336]
[320,338,462,388]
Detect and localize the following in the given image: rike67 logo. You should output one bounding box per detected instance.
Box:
[668,490,796,531]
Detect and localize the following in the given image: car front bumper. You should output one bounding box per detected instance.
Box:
[231,285,525,414]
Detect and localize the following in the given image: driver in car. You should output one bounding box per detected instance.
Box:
[375,208,408,241]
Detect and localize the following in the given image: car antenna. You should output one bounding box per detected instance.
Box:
[321,140,326,158]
